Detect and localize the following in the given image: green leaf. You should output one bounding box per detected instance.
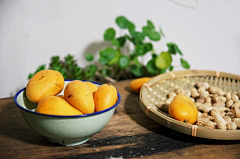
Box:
[85,54,94,61]
[104,28,115,41]
[74,66,83,75]
[135,43,153,56]
[136,45,146,56]
[142,26,150,36]
[135,32,145,41]
[64,54,75,66]
[28,64,46,79]
[167,43,176,54]
[99,56,109,65]
[99,48,117,65]
[130,64,143,77]
[118,55,130,69]
[133,56,141,66]
[128,22,136,35]
[146,59,159,74]
[51,56,60,63]
[181,58,190,69]
[148,30,161,41]
[65,54,74,62]
[117,37,126,47]
[28,73,34,80]
[100,48,117,59]
[111,39,120,48]
[131,37,142,45]
[155,52,172,70]
[167,43,182,55]
[159,27,165,37]
[107,51,121,66]
[116,16,129,29]
[71,66,83,79]
[147,20,155,30]
[143,20,155,36]
[50,64,62,72]
[144,43,153,52]
[50,56,62,69]
[160,69,166,74]
[177,47,183,56]
[85,64,97,77]
[152,53,157,59]
[169,65,174,71]
[131,32,145,45]
[36,65,46,72]
[101,68,111,76]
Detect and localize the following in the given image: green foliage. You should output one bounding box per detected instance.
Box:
[155,52,172,70]
[28,64,46,79]
[104,28,115,41]
[92,15,190,80]
[85,54,94,61]
[28,54,97,81]
[28,16,190,81]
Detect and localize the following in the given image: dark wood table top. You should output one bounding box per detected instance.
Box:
[1,80,240,159]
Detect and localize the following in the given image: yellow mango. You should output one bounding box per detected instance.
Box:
[26,69,64,103]
[168,94,198,124]
[94,83,118,112]
[129,77,151,93]
[36,96,83,116]
[64,80,95,114]
[84,81,98,93]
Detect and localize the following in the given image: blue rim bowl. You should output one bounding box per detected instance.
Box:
[14,80,121,146]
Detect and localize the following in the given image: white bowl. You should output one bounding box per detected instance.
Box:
[14,80,121,146]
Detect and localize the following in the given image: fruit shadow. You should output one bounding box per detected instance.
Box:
[123,85,240,146]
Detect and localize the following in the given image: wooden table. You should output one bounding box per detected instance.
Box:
[1,80,240,159]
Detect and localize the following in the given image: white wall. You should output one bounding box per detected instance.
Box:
[0,0,240,98]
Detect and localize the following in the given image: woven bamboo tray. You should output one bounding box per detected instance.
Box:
[139,70,240,140]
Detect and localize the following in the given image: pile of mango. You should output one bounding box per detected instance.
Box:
[26,70,118,116]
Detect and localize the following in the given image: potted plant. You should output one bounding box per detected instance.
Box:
[28,16,190,82]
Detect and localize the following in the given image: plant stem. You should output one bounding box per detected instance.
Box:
[115,69,124,81]
[95,71,117,83]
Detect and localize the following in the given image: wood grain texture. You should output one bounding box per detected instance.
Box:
[0,80,240,159]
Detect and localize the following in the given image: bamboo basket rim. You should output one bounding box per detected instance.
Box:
[139,69,240,140]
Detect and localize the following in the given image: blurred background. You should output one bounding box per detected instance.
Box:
[0,0,240,98]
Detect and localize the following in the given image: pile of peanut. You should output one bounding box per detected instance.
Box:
[160,82,240,130]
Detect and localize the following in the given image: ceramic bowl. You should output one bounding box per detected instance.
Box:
[14,80,121,146]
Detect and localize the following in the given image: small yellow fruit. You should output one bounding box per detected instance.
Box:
[36,96,83,116]
[129,77,151,93]
[26,69,64,103]
[84,81,98,93]
[64,80,95,114]
[168,94,198,124]
[94,83,118,112]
